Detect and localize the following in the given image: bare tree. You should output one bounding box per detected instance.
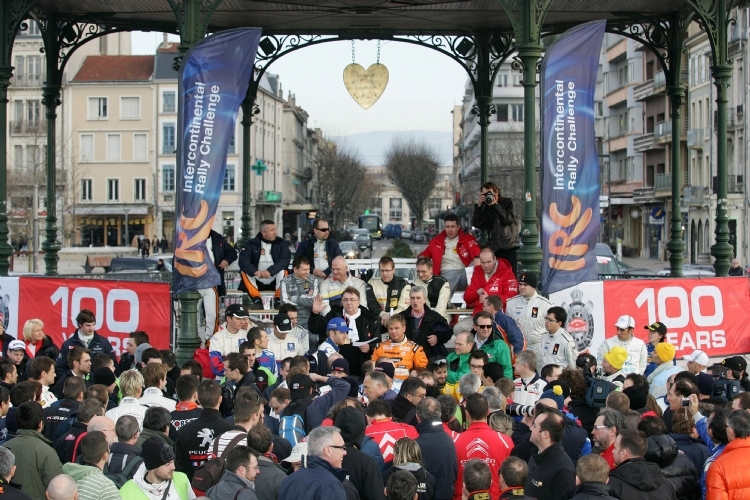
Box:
[316,139,381,228]
[384,138,440,231]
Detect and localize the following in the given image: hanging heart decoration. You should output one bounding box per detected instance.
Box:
[343,62,389,109]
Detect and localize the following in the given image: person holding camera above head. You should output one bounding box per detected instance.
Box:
[472,182,519,277]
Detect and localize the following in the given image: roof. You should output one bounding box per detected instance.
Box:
[72,55,154,83]
[153,52,178,81]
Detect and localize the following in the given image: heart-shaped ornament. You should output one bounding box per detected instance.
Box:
[343,63,389,109]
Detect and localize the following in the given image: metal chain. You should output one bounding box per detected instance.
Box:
[377,40,381,63]
[351,40,355,63]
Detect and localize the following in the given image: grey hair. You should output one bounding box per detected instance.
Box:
[0,447,13,479]
[259,220,275,232]
[516,350,537,372]
[410,286,427,299]
[457,331,475,344]
[332,255,348,268]
[47,474,78,500]
[416,396,441,422]
[367,370,389,388]
[482,386,505,411]
[307,426,342,457]
[459,373,482,397]
[598,408,626,432]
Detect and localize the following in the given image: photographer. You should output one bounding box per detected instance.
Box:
[472,182,519,276]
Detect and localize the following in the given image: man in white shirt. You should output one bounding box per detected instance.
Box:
[505,272,552,357]
[266,312,307,364]
[596,315,647,375]
[209,303,254,378]
[280,256,319,329]
[238,220,292,308]
[319,256,367,315]
[140,363,176,411]
[513,350,546,406]
[29,356,57,408]
[539,306,577,369]
[278,303,312,353]
[105,370,148,429]
[412,257,451,321]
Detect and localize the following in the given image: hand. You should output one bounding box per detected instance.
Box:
[381,313,391,326]
[309,373,329,383]
[254,270,263,278]
[359,343,370,353]
[478,192,486,206]
[427,335,437,346]
[688,393,701,417]
[218,260,229,270]
[260,270,272,279]
[312,295,325,314]
[313,269,326,278]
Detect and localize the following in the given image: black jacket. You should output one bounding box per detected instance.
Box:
[309,305,381,378]
[24,336,59,379]
[608,458,677,500]
[56,330,115,374]
[174,408,234,480]
[645,435,699,500]
[220,371,263,417]
[499,488,536,500]
[472,198,518,252]
[238,233,292,280]
[106,441,143,478]
[511,413,588,465]
[295,238,342,277]
[382,464,436,500]
[415,420,458,500]
[668,433,708,481]
[170,406,202,441]
[391,394,417,426]
[567,398,600,436]
[278,456,349,500]
[525,442,576,500]
[402,306,452,358]
[210,230,238,296]
[51,370,90,400]
[336,407,385,500]
[43,398,80,442]
[54,420,87,464]
[569,482,618,500]
[0,477,31,499]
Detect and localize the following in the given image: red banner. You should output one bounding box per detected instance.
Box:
[602,277,750,357]
[18,277,172,358]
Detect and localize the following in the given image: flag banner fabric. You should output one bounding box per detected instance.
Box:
[540,21,606,295]
[173,28,262,295]
[550,277,750,358]
[18,277,172,357]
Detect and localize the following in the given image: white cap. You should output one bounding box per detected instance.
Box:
[7,340,25,351]
[282,441,308,464]
[683,350,709,366]
[614,315,635,329]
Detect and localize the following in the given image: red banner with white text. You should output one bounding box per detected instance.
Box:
[551,277,750,358]
[18,277,171,358]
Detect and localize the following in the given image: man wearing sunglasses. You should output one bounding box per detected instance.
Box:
[294,218,343,279]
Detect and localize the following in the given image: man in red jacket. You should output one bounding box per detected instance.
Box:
[453,393,514,500]
[455,248,518,335]
[419,214,480,294]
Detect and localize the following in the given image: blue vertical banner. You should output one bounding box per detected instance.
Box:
[540,21,606,296]
[173,29,262,295]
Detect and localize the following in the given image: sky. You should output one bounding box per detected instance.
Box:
[131,31,468,136]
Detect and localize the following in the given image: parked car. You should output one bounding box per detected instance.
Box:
[372,267,416,282]
[595,243,622,276]
[108,256,172,273]
[353,229,373,252]
[619,260,657,276]
[657,264,715,277]
[383,224,402,239]
[401,227,413,239]
[412,231,426,243]
[340,241,361,259]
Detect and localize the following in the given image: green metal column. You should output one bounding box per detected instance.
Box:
[499,0,553,275]
[40,16,61,275]
[476,95,493,184]
[167,0,224,366]
[236,89,257,250]
[0,2,34,276]
[666,85,685,277]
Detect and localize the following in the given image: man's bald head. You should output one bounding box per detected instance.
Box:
[46,474,78,500]
[87,416,116,445]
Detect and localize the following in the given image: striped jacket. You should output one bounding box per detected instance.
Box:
[61,462,121,500]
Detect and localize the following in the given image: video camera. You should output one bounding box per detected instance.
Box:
[712,373,742,401]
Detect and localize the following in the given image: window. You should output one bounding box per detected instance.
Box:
[27,56,40,85]
[223,165,235,191]
[496,104,508,122]
[14,56,23,83]
[120,97,140,119]
[80,134,94,162]
[162,123,175,154]
[371,198,382,215]
[429,198,442,211]
[162,164,175,192]
[162,91,176,113]
[88,97,108,120]
[228,132,235,154]
[497,74,508,87]
[107,134,121,161]
[107,179,119,201]
[389,198,402,222]
[13,146,22,170]
[26,145,39,169]
[27,100,40,126]
[513,75,522,87]
[81,179,92,201]
[25,21,40,36]
[511,104,524,122]
[133,134,147,162]
[134,178,146,201]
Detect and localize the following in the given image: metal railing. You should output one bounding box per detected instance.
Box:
[654,172,672,190]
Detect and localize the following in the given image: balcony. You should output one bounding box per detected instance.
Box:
[654,120,671,142]
[654,172,672,191]
[633,80,655,102]
[712,175,744,194]
[653,70,666,92]
[9,119,45,136]
[683,185,708,206]
[606,86,628,108]
[633,133,656,152]
[606,38,627,62]
[687,128,704,149]
[10,74,45,88]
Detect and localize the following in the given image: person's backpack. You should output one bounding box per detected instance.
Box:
[191,433,247,495]
[103,456,143,489]
[278,397,313,446]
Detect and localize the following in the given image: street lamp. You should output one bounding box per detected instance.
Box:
[123,207,130,246]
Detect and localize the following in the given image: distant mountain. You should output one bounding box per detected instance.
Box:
[330,130,453,167]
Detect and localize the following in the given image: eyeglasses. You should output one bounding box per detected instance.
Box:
[329,445,346,450]
[475,324,493,329]
[470,364,485,369]
[432,359,447,365]
[544,317,558,322]
[316,227,330,232]
[593,425,610,430]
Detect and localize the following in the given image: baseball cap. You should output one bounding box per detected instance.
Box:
[225,303,249,319]
[374,362,395,379]
[644,321,667,335]
[289,373,314,400]
[282,442,308,464]
[274,313,293,333]
[92,367,116,387]
[327,317,351,333]
[683,350,709,367]
[7,340,24,351]
[614,315,635,329]
[518,272,538,289]
[722,356,748,372]
[331,358,350,375]
[696,372,716,397]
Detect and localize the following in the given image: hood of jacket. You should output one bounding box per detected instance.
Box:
[645,434,678,468]
[610,458,667,491]
[335,407,366,447]
[573,482,613,497]
[62,462,101,481]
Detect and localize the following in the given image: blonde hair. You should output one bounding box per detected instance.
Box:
[22,319,44,342]
[120,370,144,398]
[393,437,422,465]
[489,412,515,436]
